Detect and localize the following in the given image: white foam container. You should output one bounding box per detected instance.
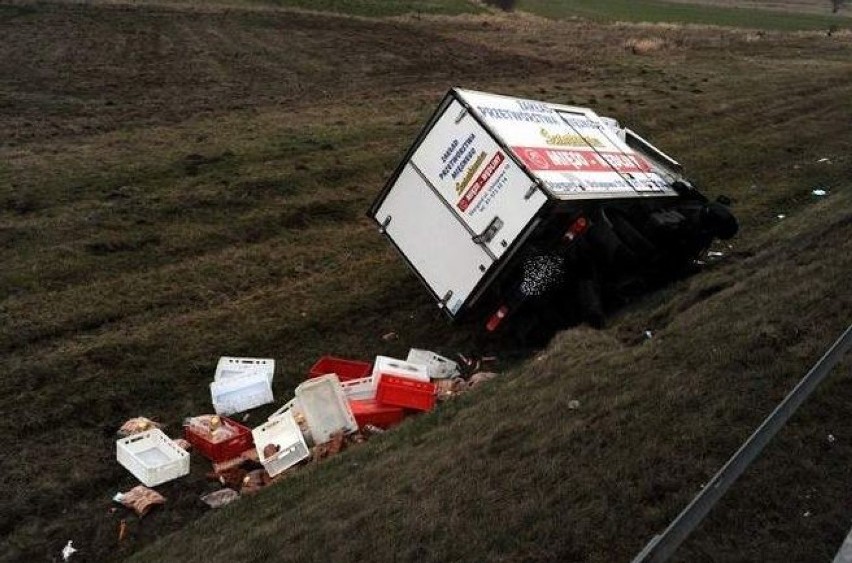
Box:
[406,349,459,379]
[116,429,190,487]
[215,356,275,384]
[295,374,358,444]
[373,355,430,382]
[211,372,273,415]
[252,411,309,477]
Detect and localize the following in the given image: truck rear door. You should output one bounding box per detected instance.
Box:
[373,163,494,316]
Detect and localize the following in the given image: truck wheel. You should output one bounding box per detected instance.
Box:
[577,278,605,328]
[703,202,739,240]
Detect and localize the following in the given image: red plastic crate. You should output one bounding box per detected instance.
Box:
[376,375,436,412]
[348,399,405,429]
[309,356,372,382]
[184,417,254,462]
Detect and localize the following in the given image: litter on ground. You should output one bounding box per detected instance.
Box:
[813,188,828,196]
[113,486,166,517]
[61,541,77,561]
[117,417,161,437]
[111,349,500,530]
[200,488,240,509]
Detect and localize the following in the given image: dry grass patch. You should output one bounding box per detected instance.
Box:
[624,36,671,54]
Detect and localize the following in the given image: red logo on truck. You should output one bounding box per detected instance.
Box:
[458,152,505,212]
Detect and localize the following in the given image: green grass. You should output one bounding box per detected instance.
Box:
[1,1,852,562]
[258,0,481,16]
[519,0,849,30]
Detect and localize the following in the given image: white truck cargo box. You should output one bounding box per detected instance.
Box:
[369,88,685,319]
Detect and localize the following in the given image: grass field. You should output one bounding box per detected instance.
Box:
[519,0,850,30]
[1,1,851,562]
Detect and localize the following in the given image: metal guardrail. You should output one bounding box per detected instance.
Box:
[632,323,852,563]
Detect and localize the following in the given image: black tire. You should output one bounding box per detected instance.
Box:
[576,277,605,329]
[703,202,739,240]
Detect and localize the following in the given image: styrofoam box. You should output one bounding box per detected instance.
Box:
[211,372,273,415]
[406,349,460,380]
[215,356,275,384]
[116,428,190,487]
[372,355,430,382]
[295,374,358,444]
[252,411,309,477]
[340,376,378,401]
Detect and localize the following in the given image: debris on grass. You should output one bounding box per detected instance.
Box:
[240,470,271,495]
[363,424,385,436]
[200,489,240,509]
[644,330,654,340]
[61,540,77,561]
[112,349,498,531]
[117,417,161,437]
[568,399,581,410]
[816,157,831,163]
[381,331,399,342]
[468,372,498,388]
[311,431,346,463]
[813,188,828,196]
[828,434,836,444]
[777,214,787,220]
[707,251,725,258]
[118,519,128,542]
[113,486,166,517]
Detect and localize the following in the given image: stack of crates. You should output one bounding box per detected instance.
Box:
[313,355,438,430]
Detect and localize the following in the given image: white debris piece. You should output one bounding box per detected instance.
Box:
[813,189,827,196]
[62,541,77,561]
[817,157,831,163]
[644,330,654,340]
[707,251,725,258]
[777,214,786,220]
[828,434,836,444]
[568,399,581,410]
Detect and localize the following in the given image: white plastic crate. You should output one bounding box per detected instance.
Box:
[116,429,190,487]
[215,356,275,384]
[210,372,273,415]
[340,376,378,401]
[295,374,358,444]
[406,349,459,380]
[252,411,309,477]
[269,398,313,444]
[372,355,430,382]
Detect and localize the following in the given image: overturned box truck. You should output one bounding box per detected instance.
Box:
[368,89,737,341]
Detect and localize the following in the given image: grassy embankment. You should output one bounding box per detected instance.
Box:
[519,0,850,30]
[0,1,850,561]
